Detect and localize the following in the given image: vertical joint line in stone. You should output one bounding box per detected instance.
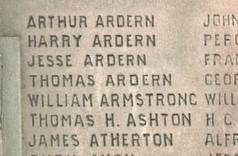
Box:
[0,53,2,130]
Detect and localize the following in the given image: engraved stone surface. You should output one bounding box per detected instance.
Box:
[0,1,238,156]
